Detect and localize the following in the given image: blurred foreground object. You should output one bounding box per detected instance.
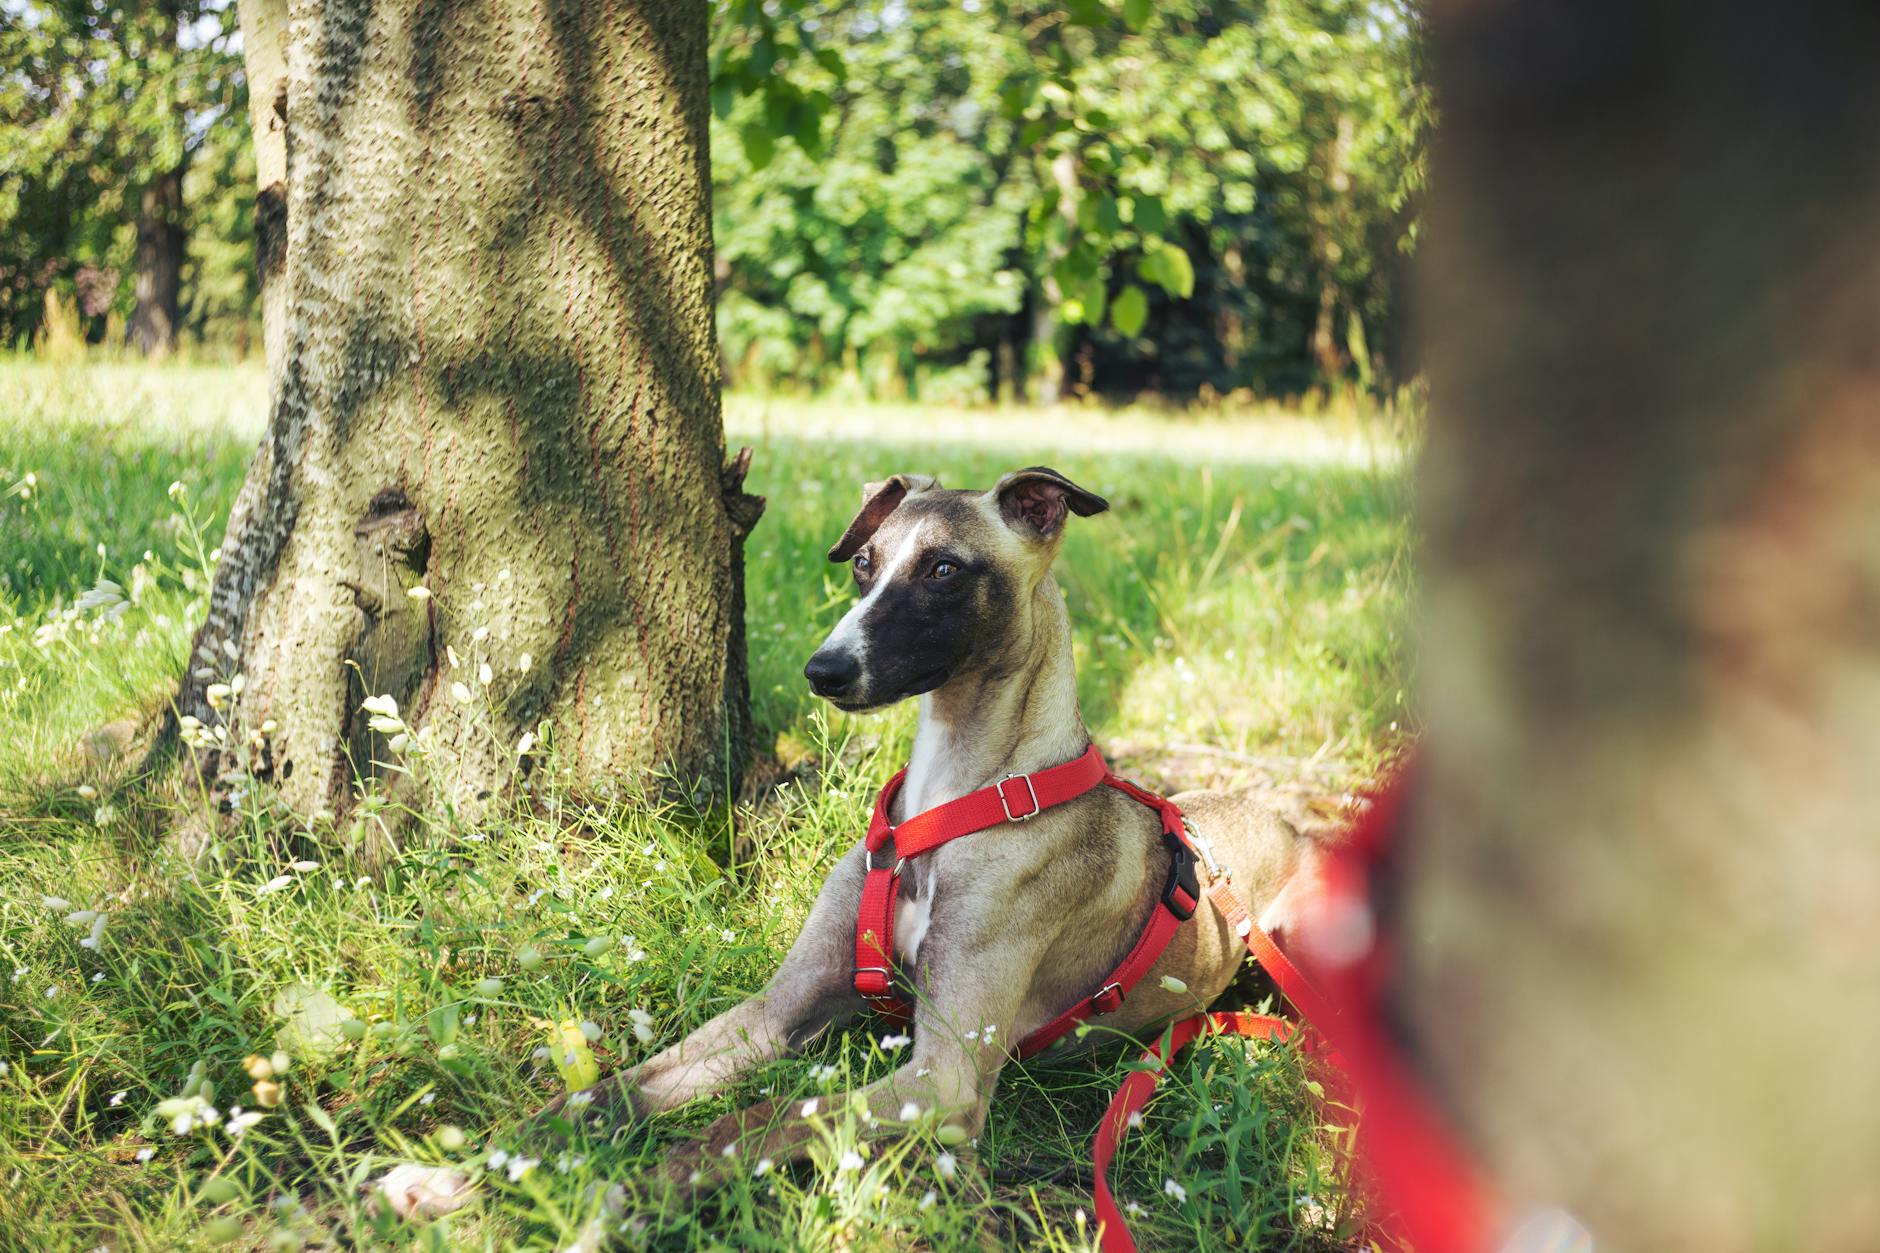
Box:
[1406,1,1880,1247]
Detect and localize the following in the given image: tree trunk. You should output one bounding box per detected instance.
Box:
[1025,150,1080,406]
[1307,112,1353,384]
[169,0,762,832]
[1402,2,1880,1247]
[126,162,186,356]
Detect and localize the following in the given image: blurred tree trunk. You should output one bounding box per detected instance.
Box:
[1307,113,1353,383]
[1026,150,1080,405]
[126,162,186,356]
[165,0,763,836]
[1402,2,1880,1247]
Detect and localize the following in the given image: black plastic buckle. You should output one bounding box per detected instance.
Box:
[1160,828,1200,921]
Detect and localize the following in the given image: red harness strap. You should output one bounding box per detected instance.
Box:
[852,745,1203,1058]
[1089,775,1500,1253]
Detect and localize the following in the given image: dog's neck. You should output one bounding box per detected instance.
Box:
[897,574,1088,818]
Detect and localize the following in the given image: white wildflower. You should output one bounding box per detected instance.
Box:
[880,1033,911,1051]
[627,1007,655,1045]
[478,662,493,687]
[450,681,472,703]
[899,1101,922,1120]
[800,1098,819,1118]
[226,1108,265,1138]
[935,1152,957,1179]
[257,875,294,895]
[472,626,489,642]
[920,1189,937,1209]
[407,586,432,600]
[80,913,107,949]
[110,1090,127,1106]
[136,1147,155,1162]
[505,1155,537,1182]
[810,1064,838,1083]
[44,984,59,999]
[753,1158,774,1178]
[837,1149,864,1173]
[1164,1178,1187,1203]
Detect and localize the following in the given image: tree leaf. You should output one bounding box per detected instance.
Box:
[1111,284,1148,336]
[710,80,736,121]
[1131,193,1168,235]
[739,123,776,171]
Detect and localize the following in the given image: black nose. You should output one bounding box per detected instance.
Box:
[804,650,861,698]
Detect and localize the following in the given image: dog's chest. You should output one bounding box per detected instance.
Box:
[893,866,938,963]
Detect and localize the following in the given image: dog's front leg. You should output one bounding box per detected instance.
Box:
[651,906,1049,1202]
[546,845,871,1129]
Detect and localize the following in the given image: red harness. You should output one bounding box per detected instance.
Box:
[851,743,1203,1058]
[852,752,1498,1252]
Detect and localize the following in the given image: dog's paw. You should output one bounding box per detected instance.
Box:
[371,1162,476,1219]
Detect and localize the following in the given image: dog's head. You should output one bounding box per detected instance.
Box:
[803,467,1108,711]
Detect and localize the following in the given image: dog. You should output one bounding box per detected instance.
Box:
[377,466,1326,1223]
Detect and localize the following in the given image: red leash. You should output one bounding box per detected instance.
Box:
[852,754,1499,1251]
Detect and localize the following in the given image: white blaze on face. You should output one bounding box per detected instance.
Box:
[817,517,934,677]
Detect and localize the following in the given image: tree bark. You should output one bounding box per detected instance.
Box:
[1307,112,1353,384]
[170,0,762,831]
[1403,2,1880,1247]
[126,162,187,356]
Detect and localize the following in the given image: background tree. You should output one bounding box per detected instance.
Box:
[167,0,763,834]
[0,1,244,353]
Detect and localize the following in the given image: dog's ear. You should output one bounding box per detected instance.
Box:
[827,474,939,562]
[991,466,1108,540]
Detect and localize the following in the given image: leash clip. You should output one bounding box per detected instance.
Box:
[997,772,1042,822]
[1184,818,1229,883]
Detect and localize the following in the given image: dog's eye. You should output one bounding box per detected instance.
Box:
[930,560,958,580]
[853,554,871,575]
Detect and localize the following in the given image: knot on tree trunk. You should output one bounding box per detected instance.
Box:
[721,446,766,538]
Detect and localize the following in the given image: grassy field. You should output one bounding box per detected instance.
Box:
[0,359,1413,1251]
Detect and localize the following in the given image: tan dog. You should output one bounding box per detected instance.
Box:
[376,467,1323,1222]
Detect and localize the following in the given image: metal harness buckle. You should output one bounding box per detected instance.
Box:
[865,848,907,875]
[997,772,1042,822]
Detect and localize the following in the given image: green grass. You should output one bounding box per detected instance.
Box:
[0,359,1412,1251]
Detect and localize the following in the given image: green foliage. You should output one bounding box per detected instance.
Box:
[5,2,1425,395]
[0,1,245,347]
[713,0,1429,400]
